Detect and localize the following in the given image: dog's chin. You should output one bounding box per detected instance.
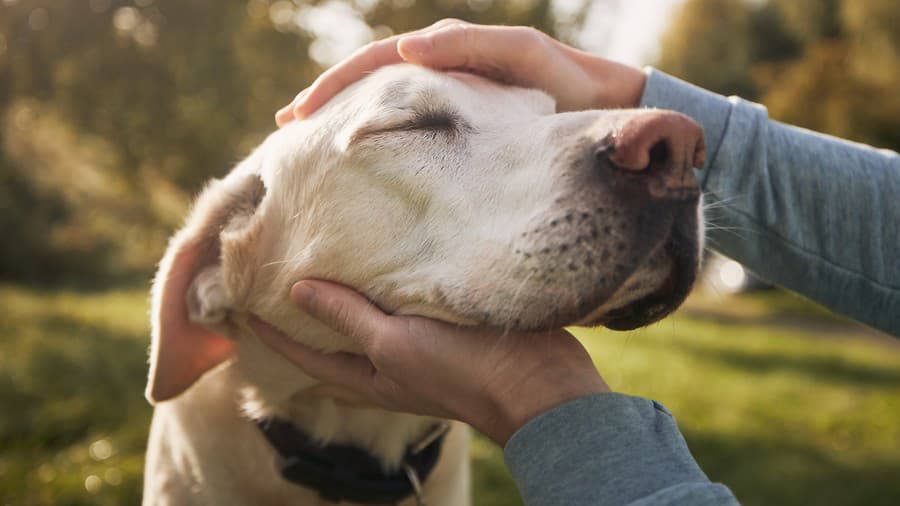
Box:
[587,209,700,330]
[594,266,694,330]
[508,269,695,333]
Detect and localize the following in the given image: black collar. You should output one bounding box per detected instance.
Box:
[255,418,447,504]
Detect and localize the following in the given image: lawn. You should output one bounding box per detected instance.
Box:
[1,284,898,505]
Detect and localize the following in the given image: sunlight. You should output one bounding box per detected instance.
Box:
[579,0,686,65]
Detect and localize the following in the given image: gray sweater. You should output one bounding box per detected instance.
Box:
[502,69,900,505]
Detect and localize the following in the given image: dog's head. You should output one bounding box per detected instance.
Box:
[147,64,704,403]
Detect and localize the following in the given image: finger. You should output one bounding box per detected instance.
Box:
[292,39,405,120]
[275,104,293,127]
[290,280,399,351]
[275,89,309,127]
[249,315,379,392]
[397,24,547,77]
[291,19,466,120]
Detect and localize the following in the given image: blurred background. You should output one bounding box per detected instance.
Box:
[1,0,898,504]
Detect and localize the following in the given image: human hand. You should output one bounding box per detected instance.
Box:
[249,280,610,446]
[275,19,647,126]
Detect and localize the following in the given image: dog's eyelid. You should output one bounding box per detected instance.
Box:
[407,109,459,130]
[348,108,466,145]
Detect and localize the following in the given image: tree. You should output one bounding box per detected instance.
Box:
[0,0,592,285]
[657,0,900,151]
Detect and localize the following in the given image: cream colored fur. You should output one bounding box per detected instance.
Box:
[143,64,702,505]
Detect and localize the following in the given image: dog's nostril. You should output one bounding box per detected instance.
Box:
[648,140,669,170]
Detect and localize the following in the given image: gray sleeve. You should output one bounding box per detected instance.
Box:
[503,393,739,506]
[640,69,900,337]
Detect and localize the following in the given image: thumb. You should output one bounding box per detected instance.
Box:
[290,280,398,352]
[249,315,378,390]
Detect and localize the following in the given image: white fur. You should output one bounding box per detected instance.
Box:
[144,64,703,505]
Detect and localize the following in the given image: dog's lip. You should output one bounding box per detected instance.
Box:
[600,237,697,331]
[600,272,678,330]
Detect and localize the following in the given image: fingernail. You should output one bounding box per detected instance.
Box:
[398,35,432,57]
[291,282,317,306]
[292,89,310,113]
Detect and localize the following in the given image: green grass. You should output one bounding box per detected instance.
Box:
[1,284,898,505]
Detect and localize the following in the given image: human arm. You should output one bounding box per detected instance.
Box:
[506,394,738,506]
[251,281,740,505]
[640,70,900,336]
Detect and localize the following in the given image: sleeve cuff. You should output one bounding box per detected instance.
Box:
[504,393,717,505]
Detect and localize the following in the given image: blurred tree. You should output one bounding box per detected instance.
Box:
[657,0,900,151]
[0,0,591,286]
[657,0,758,98]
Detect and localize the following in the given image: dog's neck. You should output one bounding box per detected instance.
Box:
[228,319,439,469]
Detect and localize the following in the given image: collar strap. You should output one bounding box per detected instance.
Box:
[255,418,447,504]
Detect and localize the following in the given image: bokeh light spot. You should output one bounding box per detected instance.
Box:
[104,467,123,486]
[28,7,50,31]
[89,439,113,461]
[84,475,102,493]
[113,7,140,32]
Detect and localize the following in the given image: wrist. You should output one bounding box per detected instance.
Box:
[478,365,611,445]
[586,58,648,109]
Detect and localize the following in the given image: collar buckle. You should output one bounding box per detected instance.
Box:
[403,422,449,506]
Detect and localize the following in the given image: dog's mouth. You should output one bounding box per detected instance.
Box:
[574,215,700,331]
[481,198,702,333]
[564,210,700,330]
[600,244,697,330]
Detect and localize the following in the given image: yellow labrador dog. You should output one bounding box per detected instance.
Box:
[143,64,705,505]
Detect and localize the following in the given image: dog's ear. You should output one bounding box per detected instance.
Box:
[146,172,266,404]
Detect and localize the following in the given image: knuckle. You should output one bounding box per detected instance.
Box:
[331,300,363,336]
[364,320,395,359]
[432,18,465,29]
[515,26,545,50]
[513,27,550,64]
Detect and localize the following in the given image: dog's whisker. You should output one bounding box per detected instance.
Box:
[701,194,743,211]
[704,224,754,243]
[500,270,535,337]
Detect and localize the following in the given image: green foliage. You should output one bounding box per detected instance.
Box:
[657,0,758,98]
[658,0,900,151]
[1,285,898,505]
[0,0,582,286]
[0,285,151,505]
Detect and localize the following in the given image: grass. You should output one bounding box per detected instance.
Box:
[1,284,898,505]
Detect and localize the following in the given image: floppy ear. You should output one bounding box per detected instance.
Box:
[146,172,266,404]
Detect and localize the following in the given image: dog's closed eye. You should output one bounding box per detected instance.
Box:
[348,109,467,145]
[403,111,458,131]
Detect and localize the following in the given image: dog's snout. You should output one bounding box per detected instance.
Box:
[598,111,706,200]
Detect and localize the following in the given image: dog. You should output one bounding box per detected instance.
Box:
[142,63,705,505]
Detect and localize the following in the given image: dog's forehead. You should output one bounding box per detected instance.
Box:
[254,64,555,191]
[354,64,556,115]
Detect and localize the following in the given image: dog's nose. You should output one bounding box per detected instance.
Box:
[597,111,705,199]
